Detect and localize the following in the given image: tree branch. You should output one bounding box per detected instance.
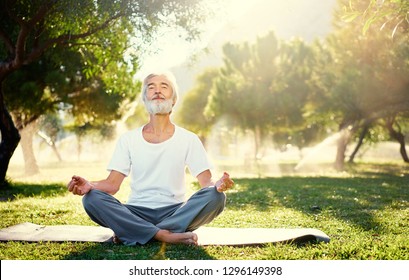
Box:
[33,20,45,50]
[14,1,57,66]
[25,12,124,65]
[26,0,58,27]
[14,24,30,66]
[0,28,15,55]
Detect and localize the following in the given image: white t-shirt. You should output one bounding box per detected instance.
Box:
[107,125,212,208]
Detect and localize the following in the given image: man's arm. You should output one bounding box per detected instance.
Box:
[67,170,126,196]
[197,170,234,193]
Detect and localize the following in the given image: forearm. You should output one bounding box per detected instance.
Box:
[197,170,214,188]
[89,170,125,195]
[88,179,119,195]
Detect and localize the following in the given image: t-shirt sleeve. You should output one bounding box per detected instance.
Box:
[186,135,213,177]
[107,134,131,176]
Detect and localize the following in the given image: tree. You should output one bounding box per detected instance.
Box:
[175,68,219,144]
[269,37,327,152]
[320,0,409,169]
[37,113,63,163]
[0,0,206,186]
[205,35,278,159]
[205,32,320,160]
[2,10,137,175]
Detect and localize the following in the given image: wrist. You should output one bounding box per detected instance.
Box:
[87,181,95,191]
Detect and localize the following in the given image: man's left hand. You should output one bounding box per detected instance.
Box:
[215,172,234,192]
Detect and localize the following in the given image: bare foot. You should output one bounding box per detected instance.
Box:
[112,235,122,244]
[154,229,198,245]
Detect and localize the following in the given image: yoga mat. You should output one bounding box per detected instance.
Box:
[0,222,330,245]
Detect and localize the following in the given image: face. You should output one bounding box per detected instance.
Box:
[144,75,175,115]
[146,75,174,101]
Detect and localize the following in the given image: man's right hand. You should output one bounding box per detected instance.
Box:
[67,175,93,196]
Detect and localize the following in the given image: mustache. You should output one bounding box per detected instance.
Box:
[152,93,166,100]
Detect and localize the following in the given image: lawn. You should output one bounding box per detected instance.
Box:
[0,161,408,260]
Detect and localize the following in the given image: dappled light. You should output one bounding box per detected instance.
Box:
[220,172,408,232]
[3,0,408,180]
[0,0,408,267]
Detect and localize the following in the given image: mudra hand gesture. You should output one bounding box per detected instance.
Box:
[215,172,234,192]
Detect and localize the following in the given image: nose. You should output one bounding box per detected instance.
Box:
[150,85,161,94]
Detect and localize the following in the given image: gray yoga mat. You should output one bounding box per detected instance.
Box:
[0,222,330,245]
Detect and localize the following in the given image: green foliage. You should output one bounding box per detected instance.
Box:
[0,162,407,260]
[342,0,409,37]
[38,113,63,142]
[0,0,209,183]
[124,104,149,130]
[326,0,409,145]
[3,60,55,125]
[3,45,137,138]
[0,0,208,123]
[202,32,332,153]
[176,68,219,141]
[178,0,409,167]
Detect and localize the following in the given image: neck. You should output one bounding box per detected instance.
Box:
[143,114,175,144]
[146,114,173,134]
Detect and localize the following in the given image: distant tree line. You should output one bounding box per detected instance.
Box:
[0,0,407,186]
[176,0,409,170]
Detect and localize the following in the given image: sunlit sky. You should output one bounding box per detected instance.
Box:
[137,0,253,75]
[138,0,336,77]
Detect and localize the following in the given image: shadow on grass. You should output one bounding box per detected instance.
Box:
[63,241,216,260]
[0,182,67,202]
[2,163,407,259]
[226,172,408,232]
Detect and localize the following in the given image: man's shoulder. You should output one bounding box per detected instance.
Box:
[175,125,198,138]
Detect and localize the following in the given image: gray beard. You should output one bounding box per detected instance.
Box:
[145,99,173,115]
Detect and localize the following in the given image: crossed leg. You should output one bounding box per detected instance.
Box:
[82,187,225,246]
[153,186,226,245]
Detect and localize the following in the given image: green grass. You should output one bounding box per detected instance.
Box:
[0,162,408,260]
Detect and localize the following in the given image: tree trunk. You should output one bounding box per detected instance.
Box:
[76,134,82,161]
[254,125,261,160]
[51,144,63,162]
[0,86,21,186]
[334,128,352,171]
[37,131,63,162]
[385,119,409,163]
[254,125,263,177]
[349,124,370,163]
[19,122,40,175]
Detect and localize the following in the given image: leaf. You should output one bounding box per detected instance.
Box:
[341,12,361,23]
[363,16,379,34]
[391,18,404,38]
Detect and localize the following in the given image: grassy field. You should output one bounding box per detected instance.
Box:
[0,161,408,260]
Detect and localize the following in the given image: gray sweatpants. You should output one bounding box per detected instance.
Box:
[82,187,226,245]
